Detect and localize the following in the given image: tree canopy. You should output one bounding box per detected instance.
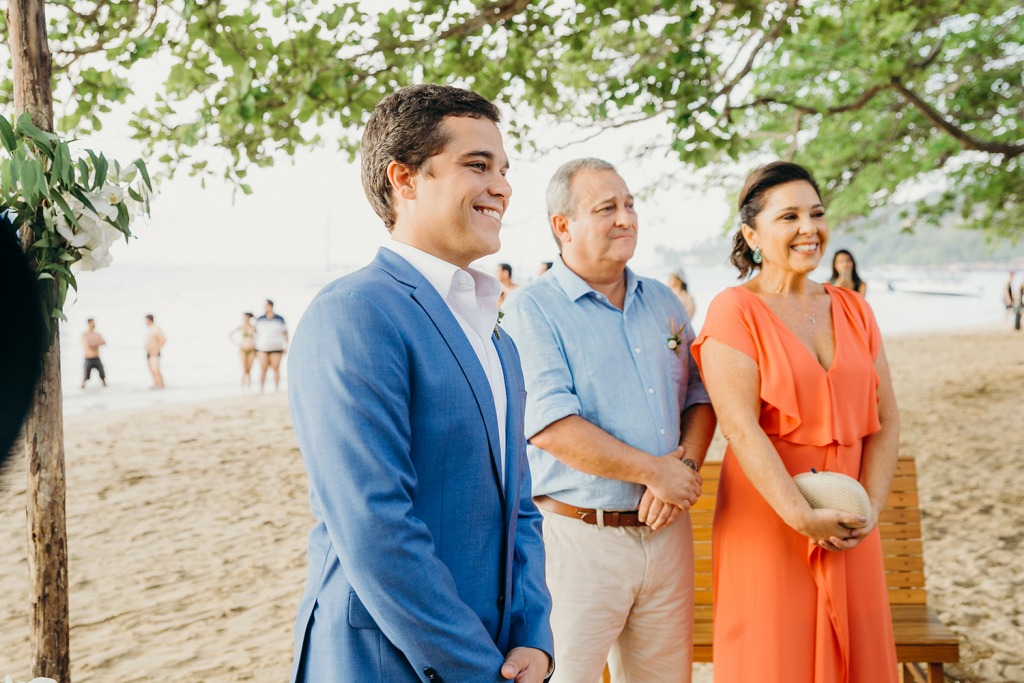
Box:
[2,0,1020,235]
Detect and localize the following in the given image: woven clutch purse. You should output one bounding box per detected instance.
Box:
[793,469,871,528]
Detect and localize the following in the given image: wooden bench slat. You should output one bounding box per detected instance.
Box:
[879,524,923,540]
[879,508,921,524]
[889,475,918,493]
[885,556,925,572]
[887,589,928,604]
[882,539,924,555]
[691,605,958,664]
[887,492,919,508]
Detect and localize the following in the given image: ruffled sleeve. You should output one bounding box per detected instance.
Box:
[692,287,806,442]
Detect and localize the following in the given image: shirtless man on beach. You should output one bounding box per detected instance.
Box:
[81,318,107,388]
[144,314,166,389]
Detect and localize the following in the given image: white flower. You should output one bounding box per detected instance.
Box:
[5,676,57,683]
[667,339,678,350]
[97,183,124,206]
[57,192,125,272]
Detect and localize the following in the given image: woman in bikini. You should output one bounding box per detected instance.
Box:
[230,312,257,391]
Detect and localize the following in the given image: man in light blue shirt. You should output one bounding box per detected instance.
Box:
[501,158,716,683]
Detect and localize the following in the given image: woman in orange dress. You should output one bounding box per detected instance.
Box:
[690,161,900,683]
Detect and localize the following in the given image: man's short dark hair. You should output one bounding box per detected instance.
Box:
[266,299,274,307]
[145,314,154,322]
[498,263,512,277]
[541,261,553,271]
[360,84,501,232]
[86,318,94,323]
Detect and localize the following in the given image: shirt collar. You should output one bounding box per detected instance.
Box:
[551,257,643,304]
[383,241,502,331]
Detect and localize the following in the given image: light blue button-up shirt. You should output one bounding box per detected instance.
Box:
[500,258,710,510]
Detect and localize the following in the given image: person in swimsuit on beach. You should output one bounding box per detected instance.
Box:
[144,314,166,389]
[1004,271,1016,323]
[668,269,697,318]
[81,318,107,388]
[255,300,287,392]
[230,312,257,391]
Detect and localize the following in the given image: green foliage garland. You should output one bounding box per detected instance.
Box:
[0,113,153,345]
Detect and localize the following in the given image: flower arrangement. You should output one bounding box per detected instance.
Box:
[5,676,57,683]
[667,317,685,356]
[0,113,152,345]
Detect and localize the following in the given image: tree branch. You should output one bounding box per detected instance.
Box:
[891,77,1024,158]
[748,82,887,115]
[437,0,532,40]
[715,0,797,105]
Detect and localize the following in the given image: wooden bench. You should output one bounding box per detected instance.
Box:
[603,456,959,682]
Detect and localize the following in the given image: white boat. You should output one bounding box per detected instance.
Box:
[890,280,983,297]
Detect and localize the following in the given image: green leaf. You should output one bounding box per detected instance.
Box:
[20,160,40,203]
[1,159,11,196]
[16,114,55,160]
[113,201,131,237]
[77,157,90,185]
[0,117,17,152]
[52,193,82,231]
[133,159,153,192]
[240,183,253,195]
[52,308,68,323]
[70,186,99,214]
[94,153,108,189]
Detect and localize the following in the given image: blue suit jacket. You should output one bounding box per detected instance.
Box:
[288,248,554,683]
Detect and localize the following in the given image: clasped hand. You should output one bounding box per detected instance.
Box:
[501,647,551,682]
[798,508,876,552]
[637,446,702,531]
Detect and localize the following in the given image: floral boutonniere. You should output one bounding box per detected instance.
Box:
[667,317,684,356]
[494,308,505,339]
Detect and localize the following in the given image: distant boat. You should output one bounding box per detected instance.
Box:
[890,279,983,297]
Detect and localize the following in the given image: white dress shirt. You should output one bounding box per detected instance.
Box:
[383,241,507,484]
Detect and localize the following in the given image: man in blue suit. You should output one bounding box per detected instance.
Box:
[287,84,555,683]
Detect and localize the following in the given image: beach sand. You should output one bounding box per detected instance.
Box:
[1,329,1022,682]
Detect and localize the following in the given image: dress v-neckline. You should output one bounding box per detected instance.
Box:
[740,284,840,374]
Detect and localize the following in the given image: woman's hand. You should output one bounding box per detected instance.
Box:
[794,508,871,552]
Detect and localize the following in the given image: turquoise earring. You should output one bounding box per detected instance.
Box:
[752,246,763,264]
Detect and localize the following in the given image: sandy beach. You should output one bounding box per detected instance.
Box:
[1,328,1022,682]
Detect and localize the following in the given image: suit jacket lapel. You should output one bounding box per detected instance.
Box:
[493,332,521,505]
[372,250,505,501]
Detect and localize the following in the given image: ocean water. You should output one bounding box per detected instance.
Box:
[58,263,1012,415]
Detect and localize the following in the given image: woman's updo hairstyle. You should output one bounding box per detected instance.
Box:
[730,161,823,278]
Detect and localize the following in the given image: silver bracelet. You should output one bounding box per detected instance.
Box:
[682,458,699,472]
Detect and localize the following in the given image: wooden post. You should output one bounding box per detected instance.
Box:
[7,0,70,681]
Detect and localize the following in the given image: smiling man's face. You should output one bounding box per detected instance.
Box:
[397,115,511,269]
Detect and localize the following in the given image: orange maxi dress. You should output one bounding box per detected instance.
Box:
[691,285,898,683]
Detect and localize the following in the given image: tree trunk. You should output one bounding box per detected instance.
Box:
[21,333,70,683]
[7,0,70,681]
[7,0,53,129]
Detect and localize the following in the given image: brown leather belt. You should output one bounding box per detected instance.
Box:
[534,495,642,527]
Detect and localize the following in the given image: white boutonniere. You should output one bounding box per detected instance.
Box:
[494,308,505,339]
[667,317,684,356]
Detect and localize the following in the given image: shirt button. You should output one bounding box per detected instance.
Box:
[661,429,666,435]
[648,388,654,394]
[635,348,641,353]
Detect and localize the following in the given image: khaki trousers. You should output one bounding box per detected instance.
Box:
[540,509,695,683]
